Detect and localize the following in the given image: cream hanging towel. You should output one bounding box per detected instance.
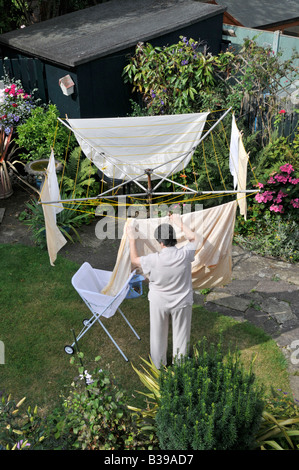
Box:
[102,200,237,296]
[237,133,249,220]
[40,151,67,266]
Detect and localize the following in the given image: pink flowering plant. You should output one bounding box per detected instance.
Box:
[254,163,299,219]
[0,78,39,135]
[235,162,298,262]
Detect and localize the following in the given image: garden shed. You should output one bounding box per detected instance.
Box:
[0,0,226,119]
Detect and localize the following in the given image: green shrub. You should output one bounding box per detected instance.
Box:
[155,338,264,450]
[15,104,76,162]
[123,36,219,115]
[59,146,100,198]
[53,354,156,450]
[19,195,91,248]
[235,210,299,263]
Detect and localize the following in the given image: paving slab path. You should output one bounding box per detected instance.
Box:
[194,245,299,401]
[1,187,299,401]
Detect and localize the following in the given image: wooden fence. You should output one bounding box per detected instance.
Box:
[0,56,48,102]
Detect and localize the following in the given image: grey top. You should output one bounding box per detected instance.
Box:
[140,240,196,308]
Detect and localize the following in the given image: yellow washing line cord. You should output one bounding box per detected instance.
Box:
[54,189,258,221]
[47,108,259,218]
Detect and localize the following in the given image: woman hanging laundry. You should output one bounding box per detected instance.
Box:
[127,214,197,369]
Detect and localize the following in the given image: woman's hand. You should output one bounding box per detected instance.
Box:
[169,213,182,227]
[169,213,196,243]
[126,222,141,267]
[126,221,139,240]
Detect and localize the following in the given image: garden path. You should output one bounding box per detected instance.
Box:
[1,185,299,401]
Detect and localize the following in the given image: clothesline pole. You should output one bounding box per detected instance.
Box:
[146,169,153,217]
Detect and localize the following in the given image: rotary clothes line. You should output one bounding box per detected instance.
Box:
[40,109,254,209]
[101,200,237,296]
[39,111,250,266]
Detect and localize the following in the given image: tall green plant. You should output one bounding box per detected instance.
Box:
[155,338,264,450]
[128,356,162,432]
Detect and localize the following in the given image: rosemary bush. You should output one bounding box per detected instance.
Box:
[155,338,264,450]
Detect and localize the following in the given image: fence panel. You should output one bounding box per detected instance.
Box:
[0,56,48,103]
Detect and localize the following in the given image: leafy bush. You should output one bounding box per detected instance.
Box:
[59,146,100,198]
[20,195,91,248]
[52,354,156,450]
[235,208,299,263]
[15,104,76,162]
[123,36,224,115]
[0,355,157,450]
[123,36,299,147]
[155,338,264,450]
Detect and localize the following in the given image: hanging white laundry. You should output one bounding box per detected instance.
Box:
[102,200,237,297]
[229,113,240,189]
[47,149,64,214]
[67,112,209,181]
[40,151,67,266]
[237,133,249,220]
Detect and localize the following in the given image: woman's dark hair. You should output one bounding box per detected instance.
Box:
[154,223,177,247]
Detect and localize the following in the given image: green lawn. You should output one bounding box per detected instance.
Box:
[0,243,291,413]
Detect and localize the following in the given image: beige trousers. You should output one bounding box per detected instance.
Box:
[149,300,192,369]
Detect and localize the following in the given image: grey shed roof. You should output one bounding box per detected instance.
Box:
[0,0,225,68]
[215,0,299,28]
